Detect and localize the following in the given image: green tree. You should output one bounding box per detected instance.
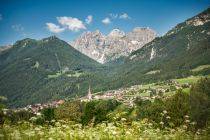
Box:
[165,90,190,127]
[94,99,119,124]
[8,110,33,124]
[137,98,165,123]
[41,108,55,121]
[189,78,210,128]
[0,96,7,127]
[81,101,96,125]
[81,99,119,125]
[55,101,82,122]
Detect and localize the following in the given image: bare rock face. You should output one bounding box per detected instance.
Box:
[108,29,126,38]
[72,27,156,63]
[0,45,13,52]
[186,11,210,26]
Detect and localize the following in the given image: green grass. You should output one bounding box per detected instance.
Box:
[191,65,210,72]
[163,88,190,96]
[146,70,160,75]
[163,91,175,96]
[140,84,170,90]
[48,72,62,78]
[175,76,200,84]
[175,75,210,84]
[67,71,83,78]
[125,92,150,97]
[140,84,154,89]
[48,68,84,79]
[182,88,190,93]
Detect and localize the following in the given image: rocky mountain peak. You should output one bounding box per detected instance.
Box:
[186,7,210,26]
[72,27,156,63]
[0,45,13,52]
[108,29,125,38]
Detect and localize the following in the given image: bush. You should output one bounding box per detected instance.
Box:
[81,101,96,125]
[165,90,190,127]
[135,90,191,128]
[7,110,33,124]
[135,98,165,123]
[55,101,82,122]
[81,99,119,125]
[41,108,55,121]
[189,78,210,128]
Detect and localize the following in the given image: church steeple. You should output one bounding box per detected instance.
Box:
[87,84,92,100]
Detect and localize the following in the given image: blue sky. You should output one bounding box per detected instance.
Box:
[0,0,209,45]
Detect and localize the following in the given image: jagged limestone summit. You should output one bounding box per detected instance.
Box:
[72,27,156,63]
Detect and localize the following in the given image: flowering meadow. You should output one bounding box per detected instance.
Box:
[1,118,209,140]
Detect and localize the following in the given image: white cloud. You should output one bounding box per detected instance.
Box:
[102,17,111,24]
[46,23,65,33]
[85,15,93,24]
[119,13,131,19]
[12,24,24,32]
[0,14,2,20]
[12,24,26,37]
[57,16,86,32]
[109,13,118,19]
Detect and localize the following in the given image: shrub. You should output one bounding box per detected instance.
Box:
[55,100,82,122]
[41,108,55,121]
[135,98,165,123]
[189,78,210,128]
[165,90,190,127]
[81,99,119,125]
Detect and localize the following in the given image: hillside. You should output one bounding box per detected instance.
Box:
[93,7,210,90]
[0,36,101,107]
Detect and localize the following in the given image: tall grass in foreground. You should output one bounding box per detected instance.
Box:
[1,118,209,140]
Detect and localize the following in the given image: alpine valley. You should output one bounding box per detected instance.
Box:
[0,7,210,108]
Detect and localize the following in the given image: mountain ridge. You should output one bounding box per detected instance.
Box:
[0,36,101,107]
[72,27,156,63]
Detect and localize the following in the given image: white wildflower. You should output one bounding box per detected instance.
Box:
[126,131,131,135]
[38,131,44,136]
[112,131,117,135]
[190,121,196,125]
[34,127,41,131]
[166,116,171,119]
[183,125,188,129]
[55,122,61,127]
[30,117,37,121]
[185,120,190,123]
[196,131,200,135]
[121,118,126,121]
[163,110,167,114]
[51,119,56,123]
[160,121,164,125]
[62,125,67,128]
[36,112,42,116]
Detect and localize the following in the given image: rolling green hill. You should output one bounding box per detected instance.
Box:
[0,36,101,107]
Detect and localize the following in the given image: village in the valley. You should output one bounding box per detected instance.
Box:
[13,79,191,114]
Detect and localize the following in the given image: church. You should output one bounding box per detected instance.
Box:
[80,85,93,102]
